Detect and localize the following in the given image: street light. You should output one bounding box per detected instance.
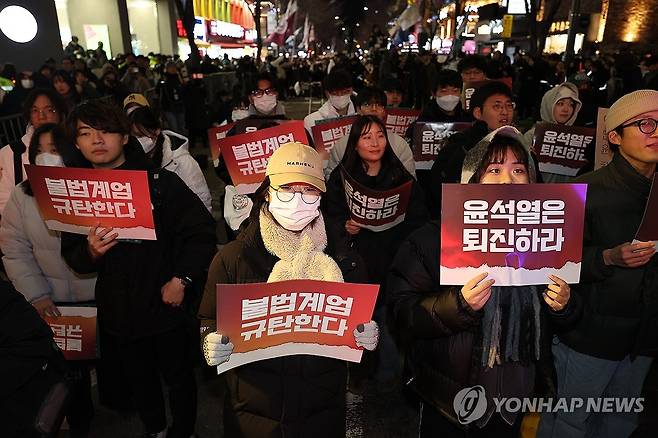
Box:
[364,6,368,11]
[334,16,339,20]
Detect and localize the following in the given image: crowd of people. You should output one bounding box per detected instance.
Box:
[0,39,657,438]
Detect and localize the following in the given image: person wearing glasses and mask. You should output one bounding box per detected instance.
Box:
[537,90,658,438]
[248,73,286,117]
[304,69,356,137]
[0,88,67,214]
[198,142,379,438]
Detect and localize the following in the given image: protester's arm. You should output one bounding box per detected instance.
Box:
[392,134,416,178]
[60,231,99,274]
[579,205,615,283]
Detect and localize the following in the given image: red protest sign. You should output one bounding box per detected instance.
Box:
[440,184,587,286]
[311,115,357,155]
[412,122,472,169]
[533,123,595,176]
[44,307,97,360]
[635,174,658,250]
[218,121,309,194]
[385,108,421,136]
[342,170,414,232]
[208,123,235,161]
[215,280,379,373]
[25,165,156,240]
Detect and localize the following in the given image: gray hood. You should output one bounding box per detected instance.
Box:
[540,82,582,126]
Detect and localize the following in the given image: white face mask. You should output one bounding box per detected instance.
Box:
[136,135,156,153]
[436,95,460,112]
[21,79,34,89]
[268,191,320,231]
[231,109,250,121]
[329,94,351,110]
[253,95,278,114]
[35,152,64,167]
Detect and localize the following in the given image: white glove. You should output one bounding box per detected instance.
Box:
[203,332,234,366]
[353,321,379,351]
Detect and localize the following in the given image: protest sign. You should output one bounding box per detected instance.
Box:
[234,117,287,135]
[215,279,379,373]
[44,307,97,360]
[218,121,309,194]
[25,165,156,240]
[634,174,658,251]
[533,123,595,176]
[311,115,358,158]
[342,170,414,232]
[208,123,235,161]
[385,108,421,136]
[440,183,587,286]
[595,107,613,170]
[462,78,513,113]
[412,122,472,169]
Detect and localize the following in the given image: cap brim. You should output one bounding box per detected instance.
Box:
[269,173,326,192]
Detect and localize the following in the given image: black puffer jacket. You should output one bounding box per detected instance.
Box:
[198,214,364,438]
[388,221,583,425]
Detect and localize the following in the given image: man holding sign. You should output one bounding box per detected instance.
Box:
[538,91,658,438]
[60,100,217,438]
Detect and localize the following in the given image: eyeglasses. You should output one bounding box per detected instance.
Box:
[271,185,321,204]
[31,107,57,116]
[250,88,277,97]
[621,118,658,135]
[490,102,516,113]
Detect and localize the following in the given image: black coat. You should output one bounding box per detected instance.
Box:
[388,221,583,424]
[198,215,363,438]
[561,153,658,360]
[61,157,217,339]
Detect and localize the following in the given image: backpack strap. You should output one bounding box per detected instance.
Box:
[9,140,26,186]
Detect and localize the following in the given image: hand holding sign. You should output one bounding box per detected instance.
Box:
[543,275,571,312]
[354,321,379,351]
[87,224,118,260]
[345,219,362,235]
[603,241,656,268]
[33,297,61,318]
[461,272,495,311]
[204,332,234,366]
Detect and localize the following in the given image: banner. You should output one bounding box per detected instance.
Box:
[635,174,658,250]
[595,107,613,170]
[218,121,309,194]
[44,307,97,360]
[385,108,421,136]
[208,123,235,161]
[342,170,414,232]
[412,122,472,169]
[25,165,156,240]
[311,115,357,159]
[462,78,513,113]
[533,123,595,176]
[215,279,379,373]
[440,184,587,286]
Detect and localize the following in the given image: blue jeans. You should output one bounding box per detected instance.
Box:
[537,338,652,438]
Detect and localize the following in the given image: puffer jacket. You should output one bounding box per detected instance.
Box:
[0,184,96,304]
[198,209,364,438]
[160,130,212,212]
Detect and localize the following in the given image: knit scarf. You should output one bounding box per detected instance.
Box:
[481,286,542,368]
[259,207,344,283]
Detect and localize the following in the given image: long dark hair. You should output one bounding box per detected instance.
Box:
[341,115,411,187]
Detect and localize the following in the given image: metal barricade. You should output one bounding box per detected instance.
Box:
[0,113,25,146]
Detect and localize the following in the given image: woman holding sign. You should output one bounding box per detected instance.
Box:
[198,142,379,438]
[323,115,428,391]
[388,127,582,437]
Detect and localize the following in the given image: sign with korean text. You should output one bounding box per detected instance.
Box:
[44,307,97,361]
[595,107,613,170]
[385,108,421,136]
[412,122,472,169]
[218,121,309,194]
[208,123,235,161]
[311,115,357,160]
[533,123,595,176]
[215,280,379,373]
[635,174,658,251]
[25,165,156,240]
[440,184,587,286]
[341,170,414,232]
[462,78,513,113]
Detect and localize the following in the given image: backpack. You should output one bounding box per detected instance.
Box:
[9,140,26,185]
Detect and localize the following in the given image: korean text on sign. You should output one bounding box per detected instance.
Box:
[385,110,420,136]
[231,133,295,176]
[538,130,592,161]
[240,293,353,341]
[46,178,135,219]
[345,179,400,222]
[319,125,352,151]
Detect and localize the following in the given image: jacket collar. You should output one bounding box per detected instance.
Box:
[609,152,653,196]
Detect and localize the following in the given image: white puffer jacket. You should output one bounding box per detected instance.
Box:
[0,185,96,303]
[160,130,213,212]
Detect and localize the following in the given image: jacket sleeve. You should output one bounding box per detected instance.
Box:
[0,189,52,303]
[544,286,584,331]
[198,249,231,345]
[392,135,416,178]
[60,231,98,275]
[176,154,213,212]
[324,136,347,180]
[388,225,482,342]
